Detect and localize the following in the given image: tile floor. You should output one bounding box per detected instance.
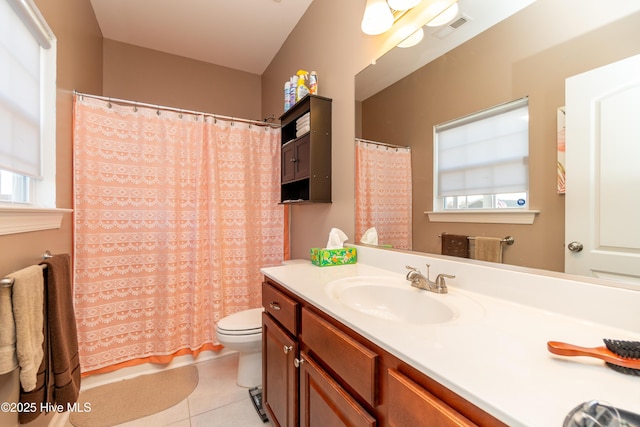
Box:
[65,353,272,427]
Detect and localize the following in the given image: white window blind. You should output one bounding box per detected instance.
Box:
[435,97,529,198]
[0,0,53,179]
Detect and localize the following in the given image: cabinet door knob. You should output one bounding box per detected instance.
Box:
[294,357,305,368]
[289,158,297,162]
[283,345,293,354]
[269,302,281,310]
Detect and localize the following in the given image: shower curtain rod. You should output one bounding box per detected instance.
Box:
[73,91,280,128]
[355,137,410,150]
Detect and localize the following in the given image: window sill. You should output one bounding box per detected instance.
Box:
[0,207,72,235]
[426,209,539,224]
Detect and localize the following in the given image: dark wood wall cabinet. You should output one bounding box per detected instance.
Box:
[279,95,332,204]
[261,278,508,427]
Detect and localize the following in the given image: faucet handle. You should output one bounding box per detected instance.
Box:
[405,265,418,271]
[435,273,455,288]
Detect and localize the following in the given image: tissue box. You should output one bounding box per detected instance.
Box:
[310,247,357,267]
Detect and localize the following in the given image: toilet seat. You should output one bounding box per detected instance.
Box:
[216,307,264,336]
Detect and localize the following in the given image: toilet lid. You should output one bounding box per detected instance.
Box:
[216,307,264,335]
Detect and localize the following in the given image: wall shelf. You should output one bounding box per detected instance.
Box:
[279,94,332,204]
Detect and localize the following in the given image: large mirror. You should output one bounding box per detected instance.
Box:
[355,0,640,281]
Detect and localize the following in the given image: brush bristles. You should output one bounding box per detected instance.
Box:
[603,339,640,359]
[605,362,640,376]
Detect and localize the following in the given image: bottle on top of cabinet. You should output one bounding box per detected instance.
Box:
[309,71,318,95]
[296,70,310,102]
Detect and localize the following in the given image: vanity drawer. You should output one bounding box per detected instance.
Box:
[262,280,299,335]
[301,308,378,406]
[388,369,476,427]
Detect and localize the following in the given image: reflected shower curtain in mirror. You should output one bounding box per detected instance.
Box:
[73,96,283,373]
[355,140,412,250]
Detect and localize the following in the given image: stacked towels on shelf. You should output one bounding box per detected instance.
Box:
[296,112,310,137]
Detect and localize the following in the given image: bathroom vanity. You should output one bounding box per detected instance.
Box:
[261,245,640,426]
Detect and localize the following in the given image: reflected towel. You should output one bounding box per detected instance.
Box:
[474,237,503,263]
[441,234,469,258]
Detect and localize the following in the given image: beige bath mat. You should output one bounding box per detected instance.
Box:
[69,364,198,427]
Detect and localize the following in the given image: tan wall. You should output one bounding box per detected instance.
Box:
[261,0,394,259]
[0,0,102,278]
[0,2,103,425]
[103,39,262,120]
[360,7,640,271]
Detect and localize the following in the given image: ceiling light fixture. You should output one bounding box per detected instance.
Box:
[361,0,395,35]
[397,27,424,48]
[387,0,422,11]
[425,1,459,27]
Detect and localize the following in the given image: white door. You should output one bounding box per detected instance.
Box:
[565,54,640,287]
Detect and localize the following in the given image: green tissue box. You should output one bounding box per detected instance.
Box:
[310,247,357,267]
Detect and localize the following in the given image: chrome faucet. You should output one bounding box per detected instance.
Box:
[405,265,455,294]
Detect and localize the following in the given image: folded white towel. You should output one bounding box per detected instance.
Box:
[0,286,18,375]
[9,266,44,392]
[296,125,310,137]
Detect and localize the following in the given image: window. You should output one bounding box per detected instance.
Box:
[0,0,56,208]
[434,97,529,212]
[0,171,29,203]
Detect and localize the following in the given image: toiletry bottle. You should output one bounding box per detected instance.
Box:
[289,76,297,107]
[309,71,318,95]
[296,70,310,102]
[284,80,291,111]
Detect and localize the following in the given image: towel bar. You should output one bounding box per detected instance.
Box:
[1,252,52,288]
[438,234,515,245]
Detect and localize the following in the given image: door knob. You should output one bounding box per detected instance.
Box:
[283,345,293,354]
[568,241,583,252]
[294,357,305,368]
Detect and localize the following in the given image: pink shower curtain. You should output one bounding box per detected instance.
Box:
[355,140,412,250]
[73,96,283,374]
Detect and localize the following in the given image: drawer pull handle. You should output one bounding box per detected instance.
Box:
[294,357,305,368]
[269,302,281,311]
[283,345,293,354]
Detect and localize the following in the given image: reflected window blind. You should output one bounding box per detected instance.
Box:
[435,98,529,197]
[0,0,50,179]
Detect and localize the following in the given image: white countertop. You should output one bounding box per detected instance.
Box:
[260,246,640,427]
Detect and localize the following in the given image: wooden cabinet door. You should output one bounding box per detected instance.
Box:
[282,141,296,183]
[294,135,310,180]
[263,313,298,427]
[299,351,376,427]
[388,369,476,427]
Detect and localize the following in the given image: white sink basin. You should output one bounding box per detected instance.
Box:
[325,276,483,325]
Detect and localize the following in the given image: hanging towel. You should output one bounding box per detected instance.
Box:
[0,285,18,375]
[19,254,81,424]
[474,237,503,263]
[441,233,469,258]
[42,253,81,405]
[8,266,45,392]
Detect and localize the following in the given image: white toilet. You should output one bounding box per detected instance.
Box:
[216,307,264,387]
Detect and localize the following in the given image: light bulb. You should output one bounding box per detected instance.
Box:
[387,0,422,11]
[361,0,394,35]
[397,27,424,48]
[426,1,459,27]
